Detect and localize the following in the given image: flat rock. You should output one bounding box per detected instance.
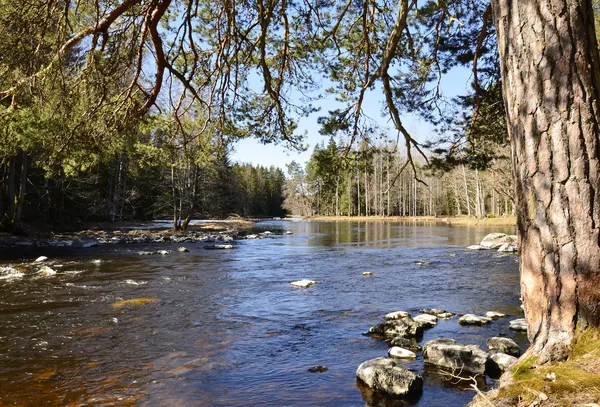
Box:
[418,308,446,315]
[459,314,492,326]
[290,280,318,288]
[487,337,520,357]
[413,314,438,328]
[356,357,423,397]
[486,352,518,377]
[480,233,515,249]
[177,247,189,252]
[362,272,374,276]
[388,347,417,359]
[437,312,455,319]
[307,365,328,373]
[509,318,528,332]
[484,311,506,319]
[204,244,234,250]
[467,245,485,250]
[368,316,424,340]
[498,243,518,253]
[389,337,421,351]
[423,338,488,374]
[34,256,49,263]
[385,311,411,320]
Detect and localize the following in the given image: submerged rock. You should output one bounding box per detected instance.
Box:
[111,297,159,309]
[418,308,446,315]
[487,337,520,357]
[307,365,328,373]
[290,280,318,288]
[458,314,492,326]
[367,316,424,340]
[486,352,518,377]
[413,314,438,328]
[388,347,417,359]
[361,272,374,276]
[509,318,528,332]
[285,231,293,235]
[423,338,488,375]
[484,311,506,319]
[204,244,234,250]
[480,233,515,249]
[38,266,57,276]
[177,247,189,252]
[466,245,485,250]
[389,337,421,351]
[356,357,423,397]
[157,250,171,255]
[71,238,99,248]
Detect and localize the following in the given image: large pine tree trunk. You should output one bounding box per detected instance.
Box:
[492,0,600,362]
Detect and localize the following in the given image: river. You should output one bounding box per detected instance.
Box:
[0,220,525,406]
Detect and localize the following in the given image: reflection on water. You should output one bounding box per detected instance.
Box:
[0,220,525,406]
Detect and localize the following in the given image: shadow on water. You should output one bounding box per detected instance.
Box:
[0,220,522,406]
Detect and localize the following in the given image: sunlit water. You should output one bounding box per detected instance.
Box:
[0,220,526,406]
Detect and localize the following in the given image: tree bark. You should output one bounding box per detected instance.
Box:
[492,0,600,362]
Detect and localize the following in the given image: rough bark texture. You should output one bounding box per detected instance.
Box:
[492,0,600,362]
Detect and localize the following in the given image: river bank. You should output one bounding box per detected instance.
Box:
[305,215,517,226]
[0,219,255,248]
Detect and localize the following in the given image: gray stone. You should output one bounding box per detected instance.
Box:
[368,316,424,340]
[356,357,423,397]
[388,347,417,359]
[34,256,48,263]
[177,247,189,252]
[486,337,520,357]
[437,312,455,319]
[486,352,518,377]
[71,238,99,248]
[509,318,528,332]
[418,308,447,315]
[467,245,485,250]
[384,311,410,320]
[204,244,234,250]
[498,243,518,253]
[423,338,488,374]
[484,311,506,319]
[38,266,57,276]
[290,280,318,288]
[458,314,492,325]
[389,337,421,351]
[480,233,515,249]
[413,314,438,328]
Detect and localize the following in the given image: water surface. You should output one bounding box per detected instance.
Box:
[0,220,525,406]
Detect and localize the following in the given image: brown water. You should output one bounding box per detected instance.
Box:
[0,220,526,406]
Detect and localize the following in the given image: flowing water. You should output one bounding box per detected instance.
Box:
[0,220,526,407]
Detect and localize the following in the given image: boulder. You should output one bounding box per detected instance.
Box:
[204,244,234,250]
[467,245,485,250]
[423,338,488,375]
[34,256,48,263]
[356,357,423,397]
[418,308,446,315]
[509,318,528,332]
[480,233,515,249]
[413,314,438,328]
[486,337,520,357]
[157,250,171,255]
[245,234,260,239]
[290,280,318,288]
[498,243,518,253]
[458,314,492,326]
[38,266,57,276]
[177,247,189,252]
[362,272,374,276]
[437,312,455,319]
[384,311,410,320]
[388,347,417,359]
[484,311,506,319]
[486,352,518,377]
[389,337,421,351]
[368,316,424,340]
[307,365,328,373]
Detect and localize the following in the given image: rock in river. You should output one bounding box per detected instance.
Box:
[458,314,492,326]
[177,247,189,252]
[423,338,488,375]
[367,316,424,340]
[0,266,25,281]
[34,256,49,263]
[384,311,410,320]
[389,337,421,351]
[487,337,520,357]
[480,233,515,249]
[38,266,57,276]
[509,318,528,332]
[484,311,506,319]
[307,365,328,373]
[388,347,417,359]
[498,243,518,253]
[290,280,318,288]
[418,308,447,315]
[486,352,518,377]
[413,314,438,328]
[204,244,234,250]
[356,357,423,397]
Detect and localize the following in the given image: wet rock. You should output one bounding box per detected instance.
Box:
[480,233,515,249]
[290,280,318,288]
[157,250,171,255]
[388,347,417,359]
[458,314,492,326]
[509,318,528,332]
[91,259,102,264]
[245,234,260,239]
[71,238,99,248]
[389,337,421,351]
[415,261,431,266]
[177,247,189,252]
[498,243,518,253]
[356,357,423,397]
[486,352,518,377]
[467,245,485,250]
[367,316,424,340]
[418,308,446,315]
[484,311,506,319]
[0,266,25,281]
[307,365,328,373]
[413,314,438,328]
[285,231,293,235]
[34,256,49,263]
[223,235,234,242]
[38,265,57,276]
[384,311,410,320]
[204,244,234,250]
[437,312,455,319]
[111,297,159,309]
[361,272,374,276]
[486,337,520,357]
[423,338,488,375]
[138,251,156,255]
[48,240,73,247]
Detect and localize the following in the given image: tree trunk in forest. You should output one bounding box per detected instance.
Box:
[7,157,16,223]
[14,152,28,229]
[462,165,471,217]
[492,0,600,362]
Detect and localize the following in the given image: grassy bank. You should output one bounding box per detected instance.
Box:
[305,215,517,227]
[469,329,600,407]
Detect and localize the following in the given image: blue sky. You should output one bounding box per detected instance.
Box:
[231,65,472,171]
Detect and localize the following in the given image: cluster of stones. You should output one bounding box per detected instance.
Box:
[466,233,518,253]
[356,308,526,398]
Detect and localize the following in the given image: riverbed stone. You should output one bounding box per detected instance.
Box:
[385,311,410,320]
[37,265,57,276]
[484,311,506,319]
[307,365,328,373]
[413,314,438,328]
[388,347,417,359]
[458,314,492,326]
[486,337,520,356]
[34,256,48,263]
[418,308,446,315]
[204,244,234,250]
[498,243,518,253]
[368,316,424,340]
[290,280,318,288]
[356,357,423,397]
[389,337,421,351]
[509,318,528,332]
[467,244,485,250]
[486,352,518,377]
[362,272,374,276]
[480,233,515,249]
[423,338,488,374]
[177,247,189,252]
[437,312,455,319]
